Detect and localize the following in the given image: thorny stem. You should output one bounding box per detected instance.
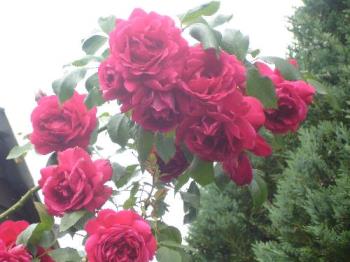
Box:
[0,185,40,221]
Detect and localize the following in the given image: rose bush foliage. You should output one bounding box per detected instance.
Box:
[2,1,319,261]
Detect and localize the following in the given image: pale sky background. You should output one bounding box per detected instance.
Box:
[0,0,302,252]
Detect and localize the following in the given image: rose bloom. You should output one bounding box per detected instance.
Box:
[109,8,188,79]
[85,209,157,262]
[156,147,189,183]
[255,62,315,134]
[222,153,253,186]
[101,8,190,132]
[176,93,269,162]
[0,220,53,262]
[98,57,129,104]
[179,45,246,115]
[39,147,112,216]
[30,92,97,154]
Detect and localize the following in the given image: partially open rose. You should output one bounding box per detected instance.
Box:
[39,147,112,216]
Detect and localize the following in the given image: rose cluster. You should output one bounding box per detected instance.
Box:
[0,220,53,261]
[98,9,314,185]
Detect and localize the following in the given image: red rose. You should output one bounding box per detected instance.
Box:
[156,147,189,183]
[85,209,157,262]
[223,153,253,186]
[39,147,112,216]
[109,8,188,79]
[264,83,308,133]
[0,220,53,262]
[176,94,267,162]
[255,62,315,134]
[131,89,182,132]
[98,57,129,104]
[30,92,97,154]
[179,45,246,114]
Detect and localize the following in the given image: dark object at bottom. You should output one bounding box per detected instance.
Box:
[0,107,39,222]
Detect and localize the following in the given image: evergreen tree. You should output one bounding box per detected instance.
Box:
[186,183,272,262]
[253,122,350,261]
[289,0,350,125]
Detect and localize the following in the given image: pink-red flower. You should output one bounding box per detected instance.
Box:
[30,92,97,154]
[179,45,246,115]
[109,8,188,79]
[39,147,112,216]
[176,94,268,162]
[255,61,315,134]
[222,153,253,186]
[85,209,157,262]
[98,8,189,132]
[156,147,189,183]
[0,220,53,262]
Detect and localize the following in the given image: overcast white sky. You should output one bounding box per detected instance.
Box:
[0,0,302,250]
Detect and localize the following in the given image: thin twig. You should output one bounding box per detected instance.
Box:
[0,185,40,221]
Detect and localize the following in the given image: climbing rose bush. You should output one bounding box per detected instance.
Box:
[2,1,319,261]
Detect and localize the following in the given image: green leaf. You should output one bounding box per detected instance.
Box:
[49,248,82,262]
[307,79,327,95]
[82,35,107,55]
[84,86,104,109]
[53,68,87,103]
[190,23,221,50]
[107,114,130,148]
[123,182,140,209]
[180,192,200,209]
[174,172,190,193]
[180,1,220,27]
[250,48,260,58]
[98,15,116,34]
[221,29,249,61]
[209,14,233,28]
[159,226,182,244]
[16,224,39,246]
[72,55,102,67]
[183,207,198,224]
[34,202,54,229]
[89,121,99,145]
[155,133,176,163]
[248,171,268,208]
[101,48,110,59]
[214,163,230,190]
[186,155,214,186]
[136,127,154,168]
[261,56,301,81]
[17,204,55,247]
[38,228,58,249]
[85,72,99,91]
[6,142,33,160]
[247,68,278,109]
[112,163,138,188]
[182,181,200,224]
[60,210,88,232]
[123,196,137,209]
[156,247,182,262]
